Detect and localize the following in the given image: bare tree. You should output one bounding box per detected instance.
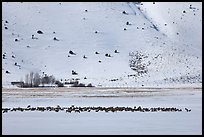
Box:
[25,74,29,87]
[33,72,41,87]
[29,72,34,87]
[24,72,56,87]
[49,75,55,86]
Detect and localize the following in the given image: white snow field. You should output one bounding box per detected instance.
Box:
[2,87,202,135]
[2,2,202,87]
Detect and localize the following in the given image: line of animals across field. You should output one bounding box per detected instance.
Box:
[2,105,191,113]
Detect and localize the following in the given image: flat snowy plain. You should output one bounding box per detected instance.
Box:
[2,87,202,135]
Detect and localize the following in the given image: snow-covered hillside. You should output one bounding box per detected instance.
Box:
[2,2,202,87]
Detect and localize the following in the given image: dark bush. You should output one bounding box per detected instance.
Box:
[71,81,86,87]
[78,83,86,87]
[69,50,76,55]
[53,37,59,41]
[122,11,128,14]
[37,30,43,34]
[72,70,78,75]
[55,80,64,87]
[87,83,94,87]
[6,71,10,74]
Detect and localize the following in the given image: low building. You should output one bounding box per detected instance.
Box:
[11,81,24,87]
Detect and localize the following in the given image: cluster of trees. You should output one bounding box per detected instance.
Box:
[24,72,57,87]
[22,72,95,88]
[129,51,149,76]
[71,81,94,87]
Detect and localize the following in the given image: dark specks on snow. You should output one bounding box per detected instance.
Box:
[32,35,38,39]
[53,37,59,41]
[114,50,119,53]
[2,3,201,87]
[83,55,87,59]
[72,70,78,75]
[122,11,128,15]
[126,22,131,25]
[6,70,10,74]
[105,53,111,57]
[3,54,6,59]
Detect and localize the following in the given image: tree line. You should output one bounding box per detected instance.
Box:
[24,72,58,87]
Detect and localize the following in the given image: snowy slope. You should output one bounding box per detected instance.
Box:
[2,2,202,87]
